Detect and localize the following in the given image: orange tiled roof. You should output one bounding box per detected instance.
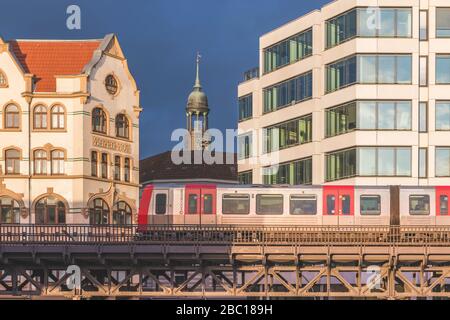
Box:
[9,40,101,92]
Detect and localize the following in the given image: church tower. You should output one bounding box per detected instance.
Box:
[186,53,210,151]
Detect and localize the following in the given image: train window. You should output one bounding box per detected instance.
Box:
[327,195,336,215]
[222,194,250,215]
[203,194,213,214]
[188,194,198,214]
[409,195,430,215]
[341,195,351,215]
[155,194,167,215]
[256,195,283,215]
[290,195,317,215]
[360,195,381,215]
[440,195,449,215]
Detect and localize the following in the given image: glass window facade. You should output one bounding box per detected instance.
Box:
[264,29,312,73]
[326,55,412,93]
[436,148,450,177]
[238,94,252,122]
[238,133,252,160]
[326,101,411,137]
[437,8,450,38]
[238,171,252,185]
[263,158,312,185]
[436,102,450,130]
[326,8,412,48]
[419,102,428,132]
[263,72,312,113]
[264,114,312,153]
[436,55,450,84]
[326,147,411,182]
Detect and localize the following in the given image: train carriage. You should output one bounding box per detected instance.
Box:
[138,183,450,228]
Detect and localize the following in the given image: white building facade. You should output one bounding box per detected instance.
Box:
[0,34,141,224]
[238,0,450,187]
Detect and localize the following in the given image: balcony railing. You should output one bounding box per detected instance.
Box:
[242,67,259,83]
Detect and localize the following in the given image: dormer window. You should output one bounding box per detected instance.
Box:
[105,74,118,95]
[0,71,7,87]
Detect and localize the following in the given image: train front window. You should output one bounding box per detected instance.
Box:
[155,194,167,215]
[440,195,449,215]
[360,196,381,215]
[188,194,198,214]
[203,194,213,214]
[327,195,336,215]
[409,195,430,215]
[256,195,283,215]
[222,194,250,215]
[290,195,317,215]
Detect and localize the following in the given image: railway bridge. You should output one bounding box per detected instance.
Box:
[1,225,450,299]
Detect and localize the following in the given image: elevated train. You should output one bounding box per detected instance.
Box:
[138,184,450,227]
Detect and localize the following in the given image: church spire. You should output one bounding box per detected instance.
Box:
[194,52,202,89]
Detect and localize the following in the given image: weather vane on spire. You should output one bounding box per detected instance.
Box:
[194,52,202,89]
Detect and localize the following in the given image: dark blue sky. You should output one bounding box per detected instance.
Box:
[0,0,328,159]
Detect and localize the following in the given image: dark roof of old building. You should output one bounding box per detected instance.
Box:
[140,151,237,184]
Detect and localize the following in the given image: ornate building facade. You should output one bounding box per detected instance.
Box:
[0,34,141,224]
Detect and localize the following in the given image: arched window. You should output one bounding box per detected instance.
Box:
[51,150,65,175]
[115,114,129,139]
[105,74,118,95]
[113,201,132,225]
[51,105,65,129]
[0,197,20,224]
[0,71,7,87]
[92,108,107,134]
[4,104,20,129]
[33,105,48,129]
[5,149,20,175]
[34,150,47,175]
[89,198,110,225]
[35,196,66,224]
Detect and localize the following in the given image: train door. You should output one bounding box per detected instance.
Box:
[323,186,355,225]
[184,185,217,225]
[436,187,450,224]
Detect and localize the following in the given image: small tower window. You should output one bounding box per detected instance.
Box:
[0,71,7,87]
[105,74,118,95]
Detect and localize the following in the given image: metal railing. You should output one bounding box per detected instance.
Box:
[1,224,450,246]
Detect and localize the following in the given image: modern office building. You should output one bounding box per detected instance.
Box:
[0,34,141,224]
[238,0,450,187]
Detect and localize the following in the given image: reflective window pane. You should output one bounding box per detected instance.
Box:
[359,148,376,176]
[256,195,284,215]
[378,148,395,176]
[437,8,450,38]
[436,56,450,84]
[358,56,377,83]
[222,194,250,215]
[379,9,395,37]
[397,56,412,84]
[396,102,412,130]
[290,196,317,215]
[436,148,450,177]
[436,102,450,130]
[397,9,412,37]
[396,148,411,176]
[360,196,381,215]
[358,101,376,129]
[409,195,430,216]
[378,56,395,83]
[378,102,395,129]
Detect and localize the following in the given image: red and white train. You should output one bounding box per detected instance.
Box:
[138,184,450,226]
